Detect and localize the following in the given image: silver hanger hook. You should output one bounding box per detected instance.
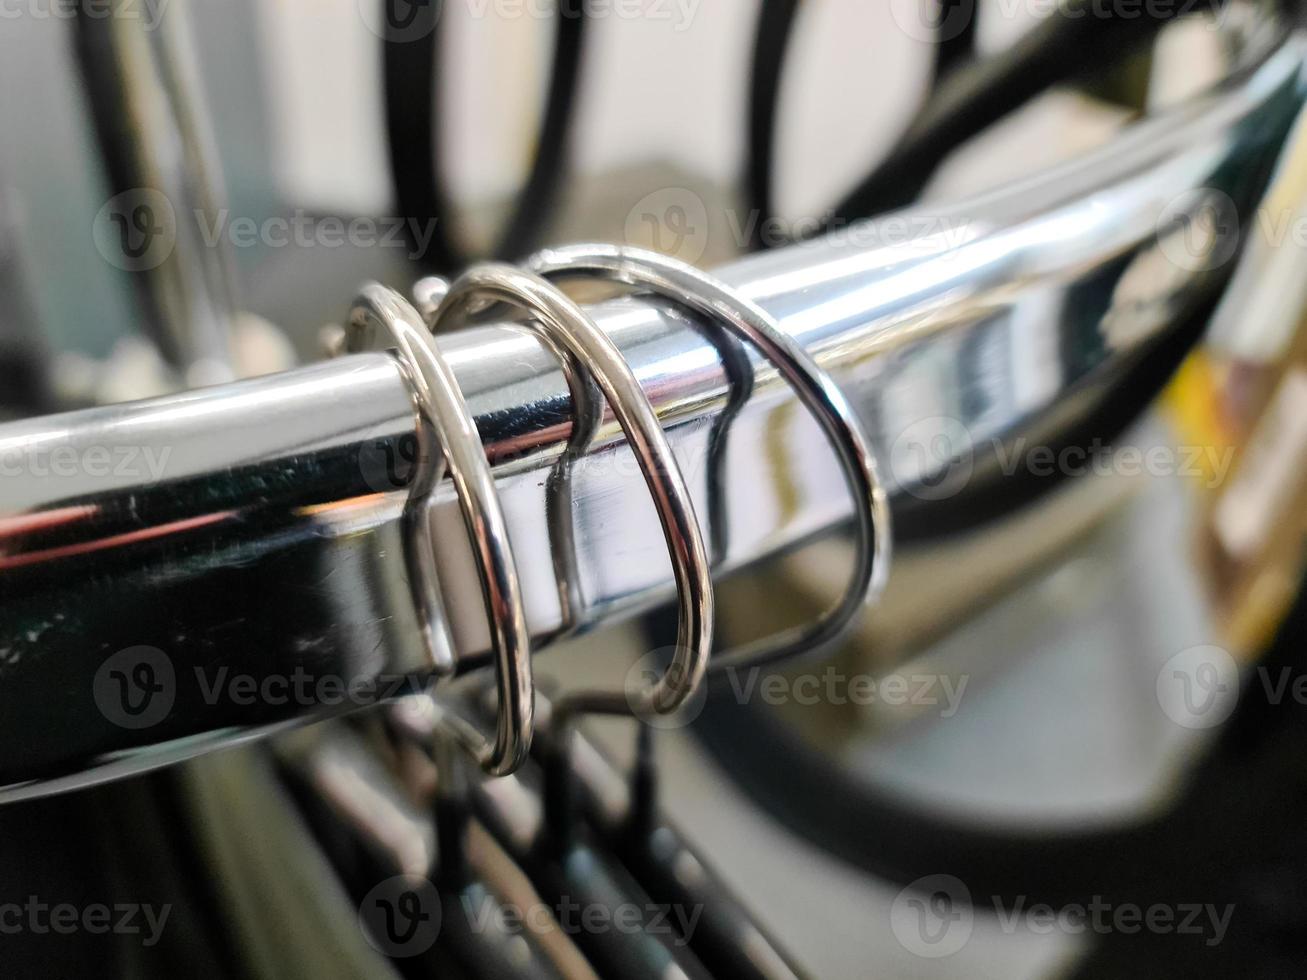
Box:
[526,243,892,673]
[342,282,534,777]
[427,263,715,727]
[413,276,604,642]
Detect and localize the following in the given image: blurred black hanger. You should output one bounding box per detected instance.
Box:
[533,694,806,980]
[464,714,715,980]
[382,0,588,272]
[277,719,581,979]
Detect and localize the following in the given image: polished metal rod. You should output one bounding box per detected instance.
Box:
[0,21,1301,801]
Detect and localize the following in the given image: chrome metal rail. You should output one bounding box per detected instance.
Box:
[1,11,1302,800]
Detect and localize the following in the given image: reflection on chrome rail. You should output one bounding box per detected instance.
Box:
[0,15,1302,800]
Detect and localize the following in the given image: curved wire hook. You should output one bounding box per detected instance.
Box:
[428,263,715,725]
[343,282,534,777]
[413,275,604,641]
[526,243,891,672]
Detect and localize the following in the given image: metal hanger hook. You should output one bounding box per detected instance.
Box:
[427,263,716,725]
[342,281,534,777]
[526,243,891,674]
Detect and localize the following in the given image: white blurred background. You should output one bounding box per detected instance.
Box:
[254,0,1064,220]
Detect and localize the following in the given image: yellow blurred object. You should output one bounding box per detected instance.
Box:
[1162,105,1307,657]
[1167,324,1307,658]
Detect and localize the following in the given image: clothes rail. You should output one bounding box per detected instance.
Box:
[0,17,1301,800]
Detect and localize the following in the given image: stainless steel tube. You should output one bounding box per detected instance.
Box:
[1,18,1302,800]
